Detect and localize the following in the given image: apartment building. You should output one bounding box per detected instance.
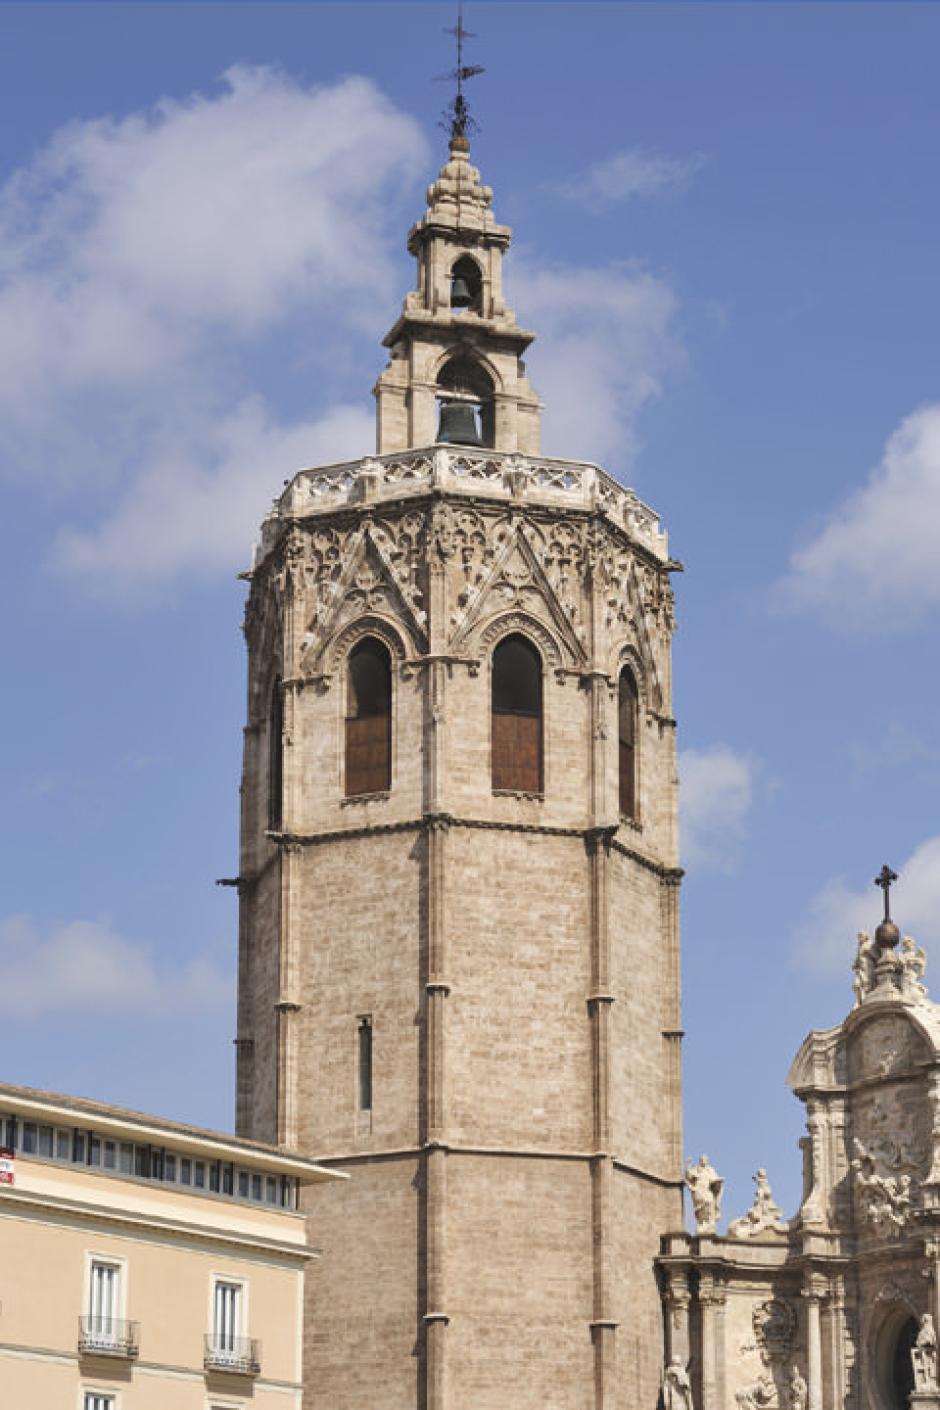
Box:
[0,1081,344,1409]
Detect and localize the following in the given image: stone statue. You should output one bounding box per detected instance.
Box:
[729,1168,788,1238]
[735,1371,778,1409]
[787,1364,808,1410]
[661,1355,694,1410]
[899,934,929,1001]
[685,1154,724,1235]
[853,929,877,1006]
[912,1312,939,1392]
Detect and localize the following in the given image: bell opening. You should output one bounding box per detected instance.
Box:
[437,353,494,447]
[450,255,483,313]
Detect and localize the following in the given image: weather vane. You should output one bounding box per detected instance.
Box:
[438,2,484,142]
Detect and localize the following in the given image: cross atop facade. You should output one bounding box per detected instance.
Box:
[874,863,899,921]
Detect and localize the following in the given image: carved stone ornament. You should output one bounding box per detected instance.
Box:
[735,1371,779,1409]
[787,1365,808,1410]
[913,1313,939,1393]
[853,927,930,1006]
[661,1355,694,1410]
[728,1169,788,1239]
[852,1135,918,1236]
[752,1299,797,1364]
[685,1154,724,1234]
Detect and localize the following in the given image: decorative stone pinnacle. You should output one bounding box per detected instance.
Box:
[875,863,899,921]
[874,863,900,953]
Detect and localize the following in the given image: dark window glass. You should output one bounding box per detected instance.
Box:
[222,1162,234,1196]
[89,1136,101,1167]
[238,1170,250,1198]
[165,1152,176,1182]
[180,1157,192,1186]
[358,1016,373,1111]
[194,1161,206,1189]
[73,1131,86,1164]
[38,1125,53,1158]
[268,678,284,830]
[22,1122,37,1154]
[492,635,543,793]
[56,1129,71,1161]
[345,639,392,796]
[251,1173,262,1201]
[618,668,638,819]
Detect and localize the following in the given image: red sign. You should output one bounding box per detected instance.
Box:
[0,1147,14,1186]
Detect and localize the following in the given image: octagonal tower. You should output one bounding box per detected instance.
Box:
[235,135,684,1410]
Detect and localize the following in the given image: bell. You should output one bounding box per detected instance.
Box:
[450,276,474,309]
[437,399,482,446]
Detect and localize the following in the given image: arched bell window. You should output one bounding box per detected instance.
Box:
[492,634,543,793]
[268,677,283,830]
[618,666,638,819]
[449,255,483,313]
[345,638,392,797]
[436,355,494,448]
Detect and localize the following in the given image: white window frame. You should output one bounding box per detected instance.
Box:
[82,1252,127,1348]
[208,1274,248,1363]
[80,1390,118,1410]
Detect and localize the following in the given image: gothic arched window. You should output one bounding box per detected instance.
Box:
[450,254,483,313]
[492,634,542,793]
[268,677,283,830]
[345,638,392,797]
[618,666,638,819]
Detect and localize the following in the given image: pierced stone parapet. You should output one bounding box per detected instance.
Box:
[254,446,669,568]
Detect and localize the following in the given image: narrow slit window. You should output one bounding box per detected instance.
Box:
[618,667,638,819]
[358,1016,373,1112]
[268,677,283,830]
[345,640,392,797]
[491,634,543,793]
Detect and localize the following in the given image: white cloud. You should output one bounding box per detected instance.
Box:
[777,403,940,630]
[514,262,681,470]
[51,398,373,594]
[679,745,757,873]
[0,66,427,592]
[794,837,940,974]
[558,147,704,209]
[0,914,233,1019]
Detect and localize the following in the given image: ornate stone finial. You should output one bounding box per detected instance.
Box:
[874,863,900,952]
[685,1153,724,1235]
[662,1355,695,1410]
[440,4,484,146]
[728,1168,788,1238]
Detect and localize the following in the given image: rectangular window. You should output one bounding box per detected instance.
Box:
[119,1142,133,1174]
[358,1016,373,1112]
[180,1157,192,1185]
[194,1161,206,1189]
[84,1395,114,1410]
[88,1260,120,1342]
[222,1162,234,1196]
[213,1280,242,1351]
[238,1170,250,1198]
[266,1176,277,1204]
[22,1122,37,1154]
[89,1136,101,1167]
[56,1128,71,1161]
[251,1173,262,1201]
[164,1152,177,1182]
[38,1124,53,1158]
[103,1140,116,1171]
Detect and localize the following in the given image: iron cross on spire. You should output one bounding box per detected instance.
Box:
[439,3,485,142]
[874,863,899,921]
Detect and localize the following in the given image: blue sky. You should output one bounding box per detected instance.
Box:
[1,1,939,1227]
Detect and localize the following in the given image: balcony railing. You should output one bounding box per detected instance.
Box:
[204,1333,261,1376]
[78,1316,139,1358]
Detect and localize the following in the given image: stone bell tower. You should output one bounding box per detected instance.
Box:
[235,131,684,1410]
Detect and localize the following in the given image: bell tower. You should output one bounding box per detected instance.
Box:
[374,132,541,456]
[236,130,684,1410]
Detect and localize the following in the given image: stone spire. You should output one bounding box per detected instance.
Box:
[373,136,541,455]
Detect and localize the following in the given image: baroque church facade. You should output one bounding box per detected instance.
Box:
[232,129,940,1410]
